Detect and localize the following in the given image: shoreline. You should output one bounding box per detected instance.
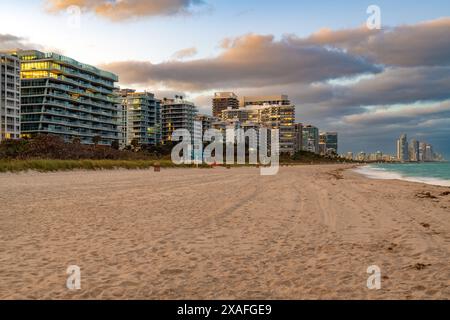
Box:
[354,164,450,187]
[1,165,449,299]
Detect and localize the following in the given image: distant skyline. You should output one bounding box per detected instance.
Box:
[1,0,449,157]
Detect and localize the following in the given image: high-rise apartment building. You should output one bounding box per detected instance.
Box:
[118,89,161,147]
[222,102,295,154]
[294,123,303,153]
[320,132,338,155]
[161,97,198,142]
[212,92,239,118]
[302,125,319,154]
[424,144,434,162]
[409,139,420,162]
[319,133,327,155]
[397,134,408,162]
[0,54,21,142]
[16,50,120,146]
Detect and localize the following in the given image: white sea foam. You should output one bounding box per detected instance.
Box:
[353,166,450,187]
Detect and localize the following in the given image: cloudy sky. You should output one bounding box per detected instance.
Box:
[1,0,450,157]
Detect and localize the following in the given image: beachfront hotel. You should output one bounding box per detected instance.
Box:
[161,97,198,143]
[117,89,161,147]
[0,54,21,142]
[16,50,120,146]
[221,95,296,154]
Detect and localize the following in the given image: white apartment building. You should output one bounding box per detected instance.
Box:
[0,54,21,142]
[161,97,198,143]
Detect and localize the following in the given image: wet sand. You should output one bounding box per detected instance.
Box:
[0,165,449,299]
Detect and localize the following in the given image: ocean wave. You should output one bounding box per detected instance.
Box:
[353,166,450,187]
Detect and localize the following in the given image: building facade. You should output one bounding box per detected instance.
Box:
[195,114,217,134]
[423,143,434,162]
[161,97,198,143]
[321,132,338,155]
[222,103,295,154]
[118,89,161,147]
[397,134,409,162]
[409,139,420,162]
[302,125,319,154]
[294,123,303,153]
[239,95,291,107]
[0,54,21,142]
[212,92,239,118]
[16,50,120,146]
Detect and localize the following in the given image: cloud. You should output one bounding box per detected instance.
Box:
[337,101,450,155]
[171,47,198,60]
[298,66,450,112]
[45,0,205,21]
[0,34,43,51]
[101,18,450,91]
[342,101,450,126]
[101,33,380,90]
[300,18,450,67]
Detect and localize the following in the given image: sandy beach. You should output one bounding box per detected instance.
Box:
[0,164,449,300]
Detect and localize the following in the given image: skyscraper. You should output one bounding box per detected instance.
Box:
[212,92,239,118]
[397,134,409,162]
[409,139,420,162]
[0,54,21,142]
[161,97,198,142]
[302,125,319,154]
[424,144,434,162]
[294,123,303,153]
[16,50,120,146]
[323,132,338,154]
[118,89,161,147]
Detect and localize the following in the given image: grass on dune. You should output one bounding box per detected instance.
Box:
[0,158,350,173]
[0,159,188,173]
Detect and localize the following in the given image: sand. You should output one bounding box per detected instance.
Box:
[0,164,449,300]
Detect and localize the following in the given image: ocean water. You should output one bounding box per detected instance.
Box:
[354,162,450,187]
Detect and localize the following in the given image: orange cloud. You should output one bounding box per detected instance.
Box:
[301,18,450,67]
[171,47,198,60]
[100,33,379,90]
[45,0,204,21]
